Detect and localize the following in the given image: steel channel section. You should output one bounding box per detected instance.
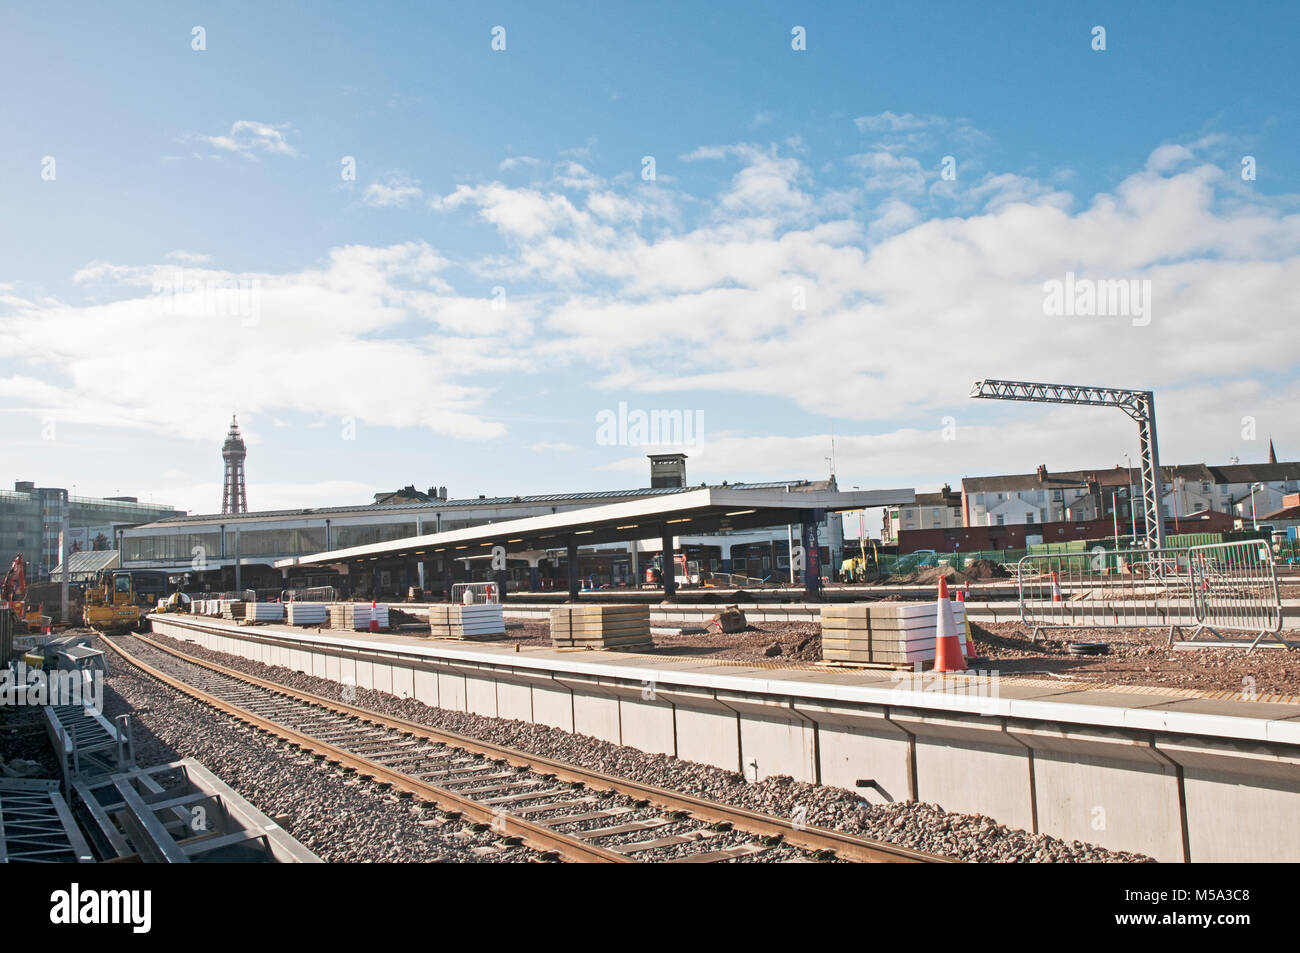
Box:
[112,630,945,863]
[0,778,95,863]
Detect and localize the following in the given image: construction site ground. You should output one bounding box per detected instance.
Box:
[428,616,1300,697]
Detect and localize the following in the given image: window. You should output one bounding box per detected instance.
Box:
[996,515,1005,526]
[733,558,747,571]
[1026,514,1035,524]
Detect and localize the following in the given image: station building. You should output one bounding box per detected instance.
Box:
[119,455,850,597]
[1,480,182,580]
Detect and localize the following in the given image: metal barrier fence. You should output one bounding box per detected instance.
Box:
[1188,540,1283,647]
[1017,540,1286,650]
[282,586,338,603]
[1018,546,1197,637]
[451,582,500,605]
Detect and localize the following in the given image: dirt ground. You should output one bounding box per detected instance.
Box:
[970,620,1300,697]
[463,617,1300,696]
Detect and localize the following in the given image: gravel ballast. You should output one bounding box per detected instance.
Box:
[141,629,1152,862]
[95,635,542,863]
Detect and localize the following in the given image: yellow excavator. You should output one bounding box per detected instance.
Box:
[82,569,144,633]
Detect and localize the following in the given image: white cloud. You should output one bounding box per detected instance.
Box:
[363,173,423,208]
[194,120,299,159]
[13,130,1300,491]
[431,183,591,240]
[1146,143,1196,174]
[426,142,1300,451]
[850,151,927,194]
[0,242,523,443]
[499,155,541,171]
[854,111,934,133]
[553,160,603,191]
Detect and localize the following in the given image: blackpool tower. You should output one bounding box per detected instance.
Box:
[221,415,248,514]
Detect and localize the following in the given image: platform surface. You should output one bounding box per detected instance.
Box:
[151,614,1300,746]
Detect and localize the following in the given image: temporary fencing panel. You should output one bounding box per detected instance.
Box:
[451,582,500,605]
[1187,540,1283,648]
[1017,540,1285,650]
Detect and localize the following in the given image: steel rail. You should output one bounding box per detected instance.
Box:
[110,629,948,863]
[99,632,626,863]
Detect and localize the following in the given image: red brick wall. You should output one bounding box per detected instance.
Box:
[898,511,1236,553]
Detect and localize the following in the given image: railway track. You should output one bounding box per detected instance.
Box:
[100,630,951,864]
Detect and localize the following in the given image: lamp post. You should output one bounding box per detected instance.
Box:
[1251,483,1262,531]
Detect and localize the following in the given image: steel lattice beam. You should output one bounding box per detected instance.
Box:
[969,379,1165,551]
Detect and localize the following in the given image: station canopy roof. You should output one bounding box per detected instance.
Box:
[278,485,913,569]
[49,549,120,579]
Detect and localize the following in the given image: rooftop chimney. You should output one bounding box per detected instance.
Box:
[1035,464,1048,482]
[648,453,688,489]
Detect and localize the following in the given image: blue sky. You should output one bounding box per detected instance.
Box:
[2,1,1298,523]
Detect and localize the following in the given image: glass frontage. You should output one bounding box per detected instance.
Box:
[125,520,421,566]
[332,522,418,549]
[123,531,222,563]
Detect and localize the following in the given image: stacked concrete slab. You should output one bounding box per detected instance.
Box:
[551,604,652,651]
[245,602,284,623]
[428,603,506,640]
[820,602,965,666]
[219,600,246,621]
[285,603,328,626]
[328,603,388,631]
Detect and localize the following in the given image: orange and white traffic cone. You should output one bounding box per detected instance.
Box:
[369,599,379,633]
[933,577,967,673]
[1050,571,1063,602]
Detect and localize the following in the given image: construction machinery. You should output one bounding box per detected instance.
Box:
[840,539,881,583]
[2,553,48,633]
[155,589,192,614]
[82,569,145,633]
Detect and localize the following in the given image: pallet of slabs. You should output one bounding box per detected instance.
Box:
[819,602,965,667]
[285,603,328,626]
[428,603,506,640]
[244,602,284,623]
[551,605,653,652]
[328,603,389,631]
[219,600,246,620]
